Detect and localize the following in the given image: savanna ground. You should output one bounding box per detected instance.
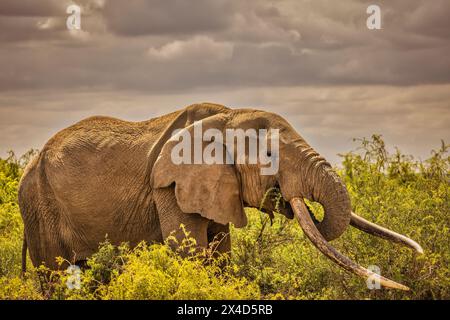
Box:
[0,135,448,300]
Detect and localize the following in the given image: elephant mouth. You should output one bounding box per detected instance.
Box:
[290,197,424,291]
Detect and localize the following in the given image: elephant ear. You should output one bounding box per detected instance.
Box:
[151,115,247,228]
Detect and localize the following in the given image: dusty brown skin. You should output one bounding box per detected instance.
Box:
[19,103,423,289]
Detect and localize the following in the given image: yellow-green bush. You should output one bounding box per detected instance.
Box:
[0,137,448,300]
[0,153,24,278]
[40,236,259,300]
[0,276,42,300]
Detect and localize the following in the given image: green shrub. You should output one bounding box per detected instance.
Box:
[0,152,24,277]
[0,276,42,300]
[45,235,259,300]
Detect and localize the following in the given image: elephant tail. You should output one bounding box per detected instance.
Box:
[22,231,27,276]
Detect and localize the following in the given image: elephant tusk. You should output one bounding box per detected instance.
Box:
[350,212,424,254]
[290,197,410,291]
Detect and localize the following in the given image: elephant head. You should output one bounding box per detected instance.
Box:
[151,105,423,290]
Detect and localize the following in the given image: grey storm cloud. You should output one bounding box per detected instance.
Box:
[0,0,449,90]
[103,0,235,36]
[0,0,65,17]
[0,0,449,162]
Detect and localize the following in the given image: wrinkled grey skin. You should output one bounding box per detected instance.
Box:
[18,103,358,269]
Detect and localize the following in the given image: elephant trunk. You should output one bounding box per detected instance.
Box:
[288,146,423,289]
[298,147,351,241]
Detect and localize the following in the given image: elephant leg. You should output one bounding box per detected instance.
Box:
[207,222,231,255]
[154,187,209,253]
[22,209,71,270]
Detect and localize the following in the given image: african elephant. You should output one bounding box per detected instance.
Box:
[18,103,423,290]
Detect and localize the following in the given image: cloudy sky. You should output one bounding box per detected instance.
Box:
[1,0,449,164]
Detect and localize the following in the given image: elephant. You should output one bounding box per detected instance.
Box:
[18,103,423,290]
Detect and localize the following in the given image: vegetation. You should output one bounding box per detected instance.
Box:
[0,136,448,300]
